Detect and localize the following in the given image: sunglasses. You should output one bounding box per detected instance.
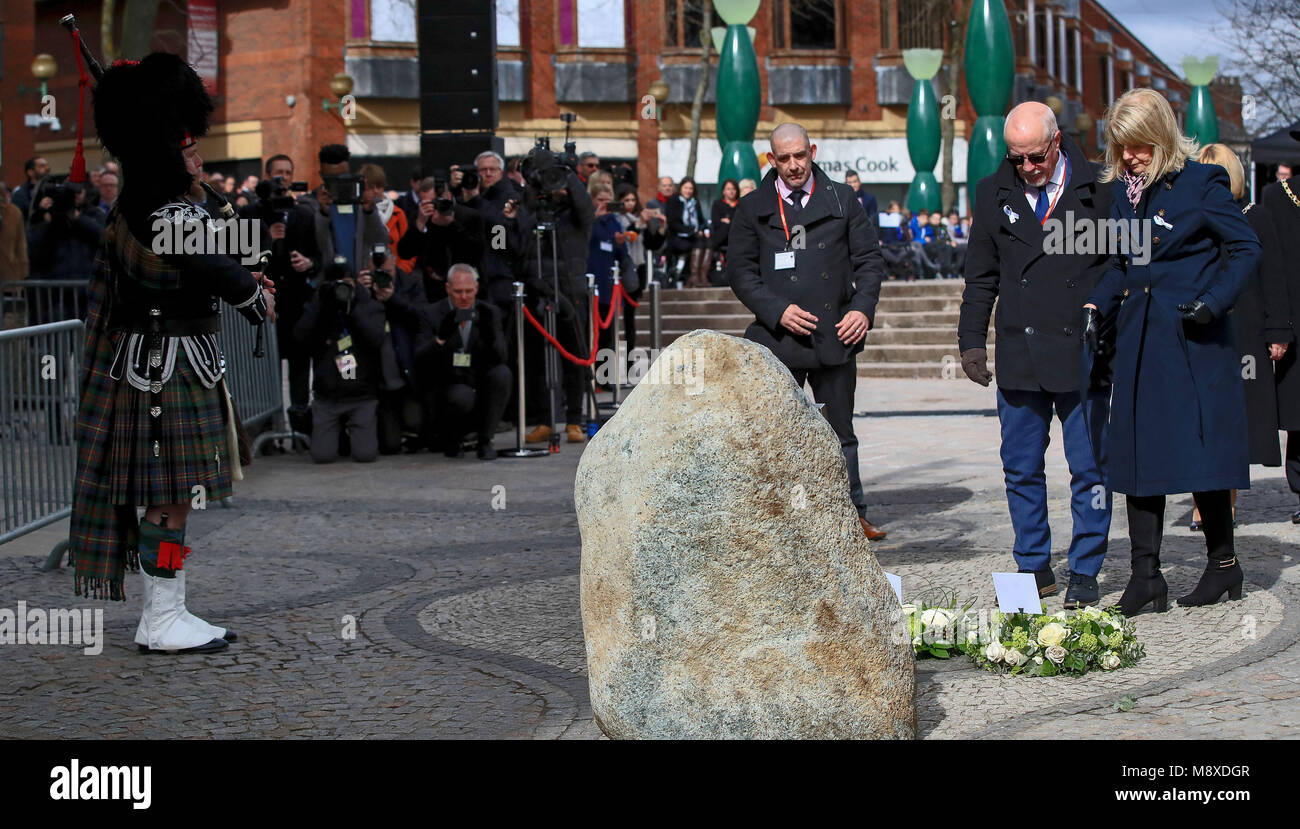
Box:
[1006,149,1051,166]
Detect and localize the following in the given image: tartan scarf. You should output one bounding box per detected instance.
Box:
[1120,170,1146,211]
[69,214,147,600]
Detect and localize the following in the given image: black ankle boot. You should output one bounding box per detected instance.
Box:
[1119,494,1170,616]
[1178,490,1244,607]
[1177,557,1244,606]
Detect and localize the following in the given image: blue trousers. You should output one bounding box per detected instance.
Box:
[996,386,1111,577]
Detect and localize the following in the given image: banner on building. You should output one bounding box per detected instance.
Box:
[187,0,219,94]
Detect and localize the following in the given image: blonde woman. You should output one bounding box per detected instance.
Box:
[1082,89,1262,614]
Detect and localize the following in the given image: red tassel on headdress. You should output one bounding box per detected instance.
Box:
[67,27,92,183]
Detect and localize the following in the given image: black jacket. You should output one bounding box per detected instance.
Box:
[505,168,595,300]
[958,134,1114,392]
[664,194,706,254]
[475,178,523,304]
[294,282,387,401]
[710,199,738,253]
[417,298,509,388]
[726,162,885,369]
[396,203,486,304]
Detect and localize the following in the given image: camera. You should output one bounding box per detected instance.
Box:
[430,179,456,217]
[319,255,356,308]
[255,175,310,222]
[459,167,480,192]
[521,138,573,194]
[33,174,80,219]
[322,174,365,205]
[370,244,393,289]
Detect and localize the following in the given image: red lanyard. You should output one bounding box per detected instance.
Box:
[777,176,816,245]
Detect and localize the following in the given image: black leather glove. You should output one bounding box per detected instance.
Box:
[1177,299,1214,325]
[1082,307,1103,355]
[960,347,992,386]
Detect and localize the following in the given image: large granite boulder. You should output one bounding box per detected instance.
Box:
[576,330,916,739]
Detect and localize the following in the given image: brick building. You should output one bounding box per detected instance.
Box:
[1,0,1242,211]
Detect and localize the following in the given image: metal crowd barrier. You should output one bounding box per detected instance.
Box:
[215,307,309,507]
[0,279,91,332]
[0,320,82,566]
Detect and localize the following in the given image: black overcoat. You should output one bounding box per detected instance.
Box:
[726,163,885,369]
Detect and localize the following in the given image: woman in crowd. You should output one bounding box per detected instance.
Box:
[587,185,634,378]
[613,184,665,353]
[1185,144,1288,529]
[1083,89,1261,615]
[663,176,709,287]
[708,178,740,286]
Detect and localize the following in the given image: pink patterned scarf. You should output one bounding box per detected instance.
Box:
[1120,170,1145,210]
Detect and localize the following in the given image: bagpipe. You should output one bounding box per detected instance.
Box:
[60,14,269,357]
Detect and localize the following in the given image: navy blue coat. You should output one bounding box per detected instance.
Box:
[1087,161,1262,496]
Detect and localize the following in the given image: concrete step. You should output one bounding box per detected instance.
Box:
[661,313,753,330]
[874,295,964,313]
[858,343,995,363]
[873,310,961,328]
[660,300,750,315]
[854,361,994,379]
[878,278,968,296]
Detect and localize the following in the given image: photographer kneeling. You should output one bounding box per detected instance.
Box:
[359,243,437,454]
[417,264,511,460]
[295,257,388,463]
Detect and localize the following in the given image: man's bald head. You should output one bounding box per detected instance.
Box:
[1003,102,1061,188]
[767,122,817,189]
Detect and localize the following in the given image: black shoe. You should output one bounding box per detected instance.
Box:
[443,443,465,459]
[139,637,229,654]
[1019,568,1057,598]
[477,440,497,461]
[1189,519,1202,532]
[1291,509,1300,525]
[222,630,238,642]
[1177,557,1244,606]
[1062,572,1099,609]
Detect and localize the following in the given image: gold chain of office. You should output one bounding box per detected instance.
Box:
[1283,179,1300,209]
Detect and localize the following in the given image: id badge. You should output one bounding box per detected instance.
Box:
[337,204,354,214]
[599,240,614,253]
[335,353,357,376]
[453,352,472,368]
[774,250,796,270]
[336,334,353,351]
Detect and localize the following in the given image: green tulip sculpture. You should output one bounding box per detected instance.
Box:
[903,48,944,213]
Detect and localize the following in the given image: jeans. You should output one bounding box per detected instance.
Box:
[997,386,1111,577]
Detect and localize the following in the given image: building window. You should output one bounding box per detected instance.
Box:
[499,0,521,48]
[897,0,944,50]
[1034,7,1049,71]
[665,0,706,49]
[559,0,625,48]
[370,0,415,43]
[773,0,840,50]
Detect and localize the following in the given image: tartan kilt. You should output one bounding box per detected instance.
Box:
[108,342,233,506]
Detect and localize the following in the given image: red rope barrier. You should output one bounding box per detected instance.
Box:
[597,286,621,330]
[521,297,601,366]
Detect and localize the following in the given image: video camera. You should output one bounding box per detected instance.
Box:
[322,174,365,206]
[370,244,393,290]
[32,174,80,220]
[254,175,310,223]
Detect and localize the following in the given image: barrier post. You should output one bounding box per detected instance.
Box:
[504,281,548,459]
[650,279,662,352]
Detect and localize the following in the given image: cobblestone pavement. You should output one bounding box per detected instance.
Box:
[2,378,1297,739]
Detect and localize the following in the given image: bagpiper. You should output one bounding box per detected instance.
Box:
[70,49,274,653]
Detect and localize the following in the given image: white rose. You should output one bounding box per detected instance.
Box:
[1102,652,1122,670]
[965,629,979,645]
[920,608,955,627]
[1033,656,1044,665]
[912,636,922,647]
[1004,648,1027,667]
[985,642,1005,662]
[1046,645,1067,664]
[1052,611,1069,621]
[1037,622,1069,648]
[900,604,917,617]
[1079,606,1103,620]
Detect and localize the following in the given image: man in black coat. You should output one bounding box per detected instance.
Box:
[727,122,888,540]
[418,264,512,460]
[958,102,1114,607]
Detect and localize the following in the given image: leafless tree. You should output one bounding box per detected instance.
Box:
[1216,0,1300,135]
[685,1,714,180]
